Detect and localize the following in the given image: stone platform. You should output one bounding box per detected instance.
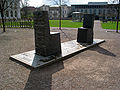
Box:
[10,39,105,68]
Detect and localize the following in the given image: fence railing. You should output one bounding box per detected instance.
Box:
[0,19,33,28]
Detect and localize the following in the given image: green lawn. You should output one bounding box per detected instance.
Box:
[50,20,83,28]
[0,20,83,28]
[101,21,120,30]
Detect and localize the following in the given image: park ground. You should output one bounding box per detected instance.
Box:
[0,21,120,90]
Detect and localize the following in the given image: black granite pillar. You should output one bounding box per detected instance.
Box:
[33,11,61,56]
[77,14,94,44]
[83,14,94,29]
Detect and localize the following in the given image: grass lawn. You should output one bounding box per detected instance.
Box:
[50,20,83,28]
[101,21,120,30]
[0,20,83,28]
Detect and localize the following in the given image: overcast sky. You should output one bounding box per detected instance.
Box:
[28,0,108,7]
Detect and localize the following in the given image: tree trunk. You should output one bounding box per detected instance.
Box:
[1,9,5,32]
[59,0,61,30]
[59,6,61,30]
[116,8,119,33]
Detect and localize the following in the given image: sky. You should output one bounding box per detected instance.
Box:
[28,0,108,7]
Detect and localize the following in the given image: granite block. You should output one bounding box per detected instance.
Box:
[33,11,61,56]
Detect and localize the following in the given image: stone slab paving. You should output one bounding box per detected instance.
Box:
[10,39,105,68]
[0,21,120,90]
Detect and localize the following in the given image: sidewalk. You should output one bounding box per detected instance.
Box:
[0,21,120,90]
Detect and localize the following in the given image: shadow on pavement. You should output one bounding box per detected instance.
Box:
[24,61,64,90]
[90,46,116,57]
[106,31,120,34]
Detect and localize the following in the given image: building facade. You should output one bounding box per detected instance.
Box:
[39,5,71,19]
[71,2,118,20]
[0,0,21,19]
[21,6,35,18]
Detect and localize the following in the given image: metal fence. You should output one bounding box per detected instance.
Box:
[0,19,33,28]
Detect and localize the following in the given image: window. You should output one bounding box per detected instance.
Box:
[11,11,13,17]
[103,9,105,15]
[64,10,66,14]
[0,13,1,18]
[94,9,96,15]
[6,11,9,17]
[15,11,17,17]
[107,9,110,14]
[99,9,101,14]
[85,9,87,13]
[81,9,83,12]
[90,9,92,14]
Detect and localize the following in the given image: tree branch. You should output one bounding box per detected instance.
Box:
[4,0,15,11]
[53,0,59,5]
[3,0,7,5]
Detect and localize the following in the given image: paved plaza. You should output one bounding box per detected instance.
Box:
[0,21,120,90]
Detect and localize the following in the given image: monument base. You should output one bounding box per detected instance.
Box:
[10,39,105,68]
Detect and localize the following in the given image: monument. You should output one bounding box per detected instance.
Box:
[77,14,94,44]
[34,11,61,56]
[10,11,105,68]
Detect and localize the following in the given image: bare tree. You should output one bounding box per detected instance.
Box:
[46,0,69,30]
[47,0,69,6]
[24,0,29,6]
[21,0,30,18]
[108,0,120,32]
[0,0,20,32]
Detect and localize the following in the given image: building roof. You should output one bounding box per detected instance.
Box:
[21,6,35,11]
[88,2,108,5]
[73,12,82,14]
[71,2,108,6]
[50,5,59,7]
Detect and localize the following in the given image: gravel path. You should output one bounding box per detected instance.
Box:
[0,21,120,90]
